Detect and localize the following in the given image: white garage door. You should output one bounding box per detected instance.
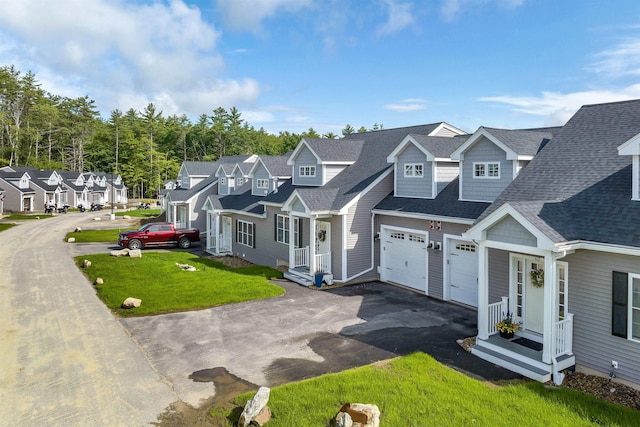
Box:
[449,240,478,307]
[382,229,427,292]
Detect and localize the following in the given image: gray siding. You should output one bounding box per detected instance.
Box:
[233,170,245,193]
[218,176,231,195]
[346,173,393,280]
[395,144,432,198]
[461,137,513,202]
[435,161,459,194]
[330,215,343,281]
[0,183,23,211]
[487,249,510,304]
[252,164,270,196]
[229,207,288,267]
[292,199,306,213]
[564,250,640,385]
[486,216,537,247]
[324,165,346,183]
[374,215,469,299]
[293,146,321,186]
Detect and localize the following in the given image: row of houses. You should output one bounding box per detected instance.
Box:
[0,166,128,214]
[163,99,640,388]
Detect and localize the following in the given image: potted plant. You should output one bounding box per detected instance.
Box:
[314,271,324,288]
[495,312,522,339]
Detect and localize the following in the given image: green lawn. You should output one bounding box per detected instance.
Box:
[0,223,17,232]
[215,353,640,427]
[3,213,53,220]
[115,208,162,218]
[65,228,135,243]
[77,252,285,316]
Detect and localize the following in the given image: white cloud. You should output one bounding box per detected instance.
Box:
[591,39,640,77]
[480,85,640,125]
[217,0,312,32]
[440,0,524,22]
[241,110,275,123]
[384,98,427,112]
[0,0,262,118]
[376,0,415,36]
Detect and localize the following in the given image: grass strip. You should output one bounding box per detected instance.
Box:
[65,228,135,243]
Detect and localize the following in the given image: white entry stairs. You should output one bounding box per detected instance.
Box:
[284,270,311,286]
[472,334,575,383]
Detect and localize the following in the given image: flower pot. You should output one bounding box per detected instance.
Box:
[499,330,514,339]
[314,273,324,287]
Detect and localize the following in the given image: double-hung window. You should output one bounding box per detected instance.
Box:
[404,163,423,178]
[613,272,640,341]
[276,215,300,246]
[473,162,500,179]
[236,177,244,186]
[237,220,254,247]
[256,179,269,189]
[299,166,316,177]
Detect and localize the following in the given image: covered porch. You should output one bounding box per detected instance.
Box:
[204,210,233,255]
[283,214,334,287]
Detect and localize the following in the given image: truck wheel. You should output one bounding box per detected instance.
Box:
[178,237,191,249]
[128,239,142,250]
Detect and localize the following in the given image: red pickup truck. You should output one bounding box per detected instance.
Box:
[118,222,200,250]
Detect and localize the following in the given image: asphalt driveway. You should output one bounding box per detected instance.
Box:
[121,279,520,408]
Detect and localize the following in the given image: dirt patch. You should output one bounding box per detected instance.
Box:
[208,255,255,268]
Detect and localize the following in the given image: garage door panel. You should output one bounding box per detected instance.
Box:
[449,240,478,307]
[382,229,427,292]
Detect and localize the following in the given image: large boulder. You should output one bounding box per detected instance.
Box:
[110,248,130,257]
[128,249,142,258]
[335,403,380,427]
[67,237,76,243]
[239,387,270,427]
[121,297,141,309]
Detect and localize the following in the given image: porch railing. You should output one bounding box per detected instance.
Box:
[316,252,331,273]
[294,246,309,268]
[219,236,232,253]
[554,313,574,357]
[488,296,509,336]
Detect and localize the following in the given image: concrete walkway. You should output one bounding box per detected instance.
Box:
[0,213,177,426]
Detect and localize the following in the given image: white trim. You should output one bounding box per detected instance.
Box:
[617,131,640,155]
[256,179,269,189]
[473,161,500,179]
[431,162,437,198]
[458,162,463,200]
[634,155,639,201]
[555,240,640,257]
[287,139,320,166]
[282,191,312,214]
[393,163,398,196]
[371,209,475,225]
[451,127,518,161]
[216,209,267,219]
[429,122,468,137]
[236,219,254,247]
[387,135,435,163]
[342,214,348,281]
[404,163,424,178]
[299,165,316,177]
[628,273,640,341]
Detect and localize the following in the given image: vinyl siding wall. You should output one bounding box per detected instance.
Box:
[324,165,347,183]
[345,173,394,281]
[395,145,433,198]
[563,250,640,385]
[293,147,321,186]
[461,137,514,202]
[374,215,469,299]
[229,207,288,267]
[486,216,537,247]
[435,162,459,194]
[252,164,270,196]
[0,183,23,211]
[487,249,510,304]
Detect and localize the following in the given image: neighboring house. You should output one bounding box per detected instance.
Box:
[176,161,221,189]
[9,166,68,208]
[106,173,128,206]
[59,171,90,208]
[465,99,640,387]
[0,171,36,212]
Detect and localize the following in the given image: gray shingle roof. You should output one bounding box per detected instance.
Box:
[481,127,560,156]
[409,134,470,157]
[215,155,256,175]
[476,99,640,247]
[182,161,219,176]
[206,181,265,215]
[375,178,490,220]
[302,138,365,162]
[257,155,291,177]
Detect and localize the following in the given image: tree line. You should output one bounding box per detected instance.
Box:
[0,65,382,198]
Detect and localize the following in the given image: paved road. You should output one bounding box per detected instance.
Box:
[0,213,177,426]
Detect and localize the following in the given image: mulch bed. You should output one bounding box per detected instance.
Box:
[457,336,640,410]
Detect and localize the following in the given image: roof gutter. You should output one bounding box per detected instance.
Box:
[555,240,640,257]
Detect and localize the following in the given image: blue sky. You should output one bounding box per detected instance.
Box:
[2,0,640,135]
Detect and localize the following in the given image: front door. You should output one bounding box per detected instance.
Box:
[512,256,544,335]
[220,216,232,252]
[315,221,331,254]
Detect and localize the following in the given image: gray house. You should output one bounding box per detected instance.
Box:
[467,99,640,387]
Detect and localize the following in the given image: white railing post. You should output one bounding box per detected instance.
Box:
[554,313,574,357]
[315,252,331,273]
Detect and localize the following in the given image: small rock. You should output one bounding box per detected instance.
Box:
[176,262,196,271]
[75,227,82,232]
[128,249,142,258]
[67,237,76,243]
[239,386,270,427]
[94,278,104,286]
[82,259,91,268]
[122,215,131,220]
[121,297,141,309]
[35,216,40,219]
[110,248,130,257]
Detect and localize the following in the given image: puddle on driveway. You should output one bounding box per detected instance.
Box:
[189,367,257,406]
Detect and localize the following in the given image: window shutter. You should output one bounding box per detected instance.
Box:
[298,218,303,248]
[235,219,239,243]
[612,271,628,338]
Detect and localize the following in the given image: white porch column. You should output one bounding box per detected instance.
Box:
[205,211,211,251]
[542,254,556,364]
[215,213,221,254]
[309,215,317,273]
[288,212,295,268]
[477,241,490,340]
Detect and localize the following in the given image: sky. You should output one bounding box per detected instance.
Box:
[2,0,640,135]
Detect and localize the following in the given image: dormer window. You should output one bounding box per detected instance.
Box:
[299,166,316,177]
[474,162,500,179]
[220,177,226,185]
[404,163,423,178]
[257,179,269,189]
[236,177,244,186]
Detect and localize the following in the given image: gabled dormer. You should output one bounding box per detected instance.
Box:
[177,161,218,190]
[248,155,291,196]
[617,132,640,200]
[287,138,364,186]
[451,127,555,203]
[230,163,251,192]
[215,164,234,195]
[386,134,467,199]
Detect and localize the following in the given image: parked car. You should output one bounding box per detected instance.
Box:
[118,222,200,250]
